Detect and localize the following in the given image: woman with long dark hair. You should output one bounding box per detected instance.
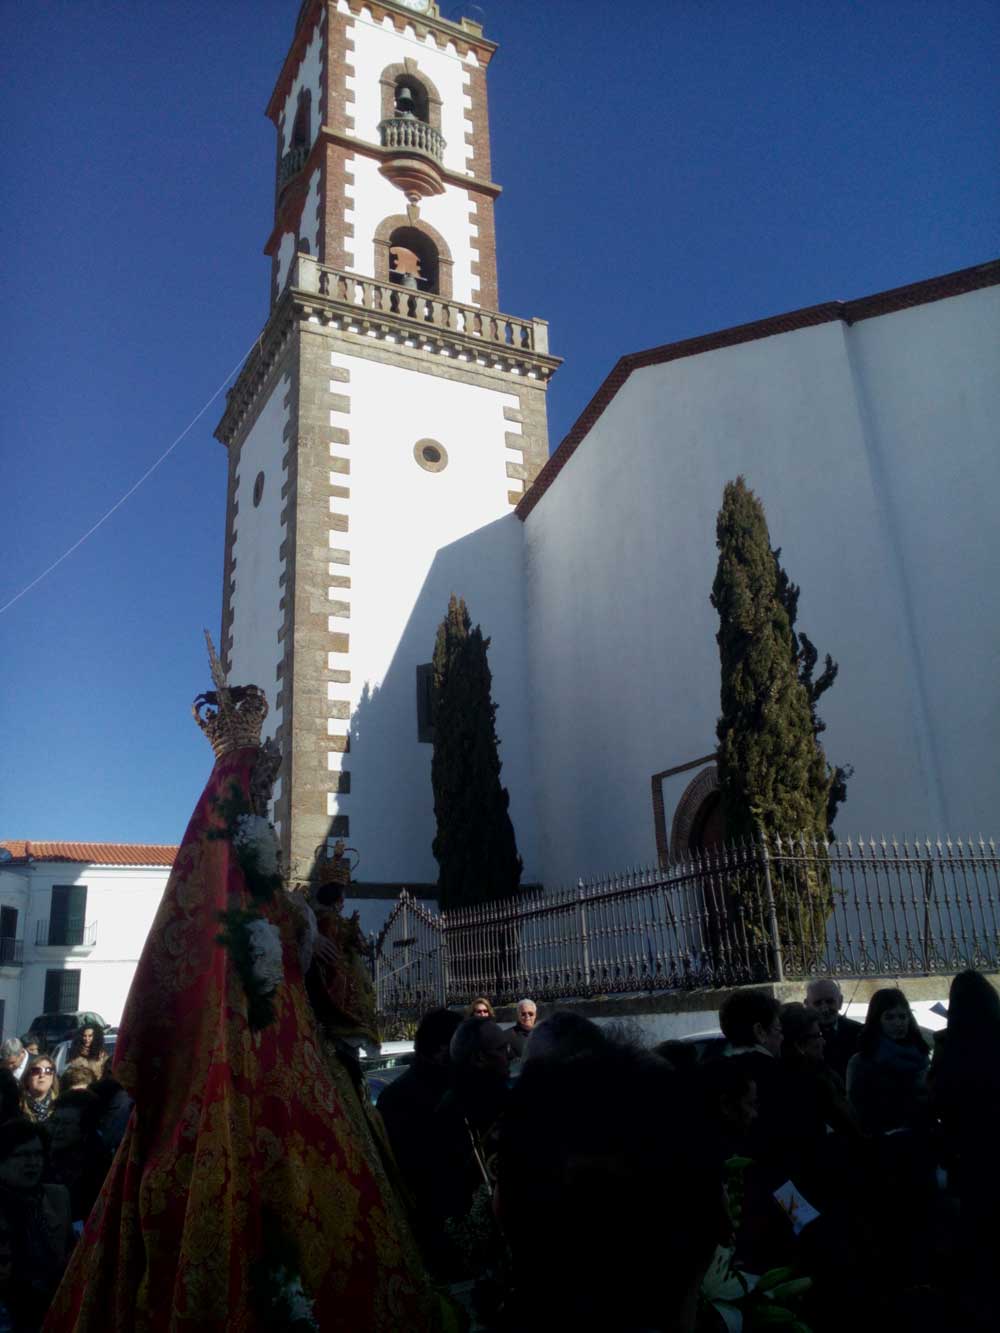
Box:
[846,988,930,1135]
[65,1026,107,1081]
[930,971,1000,1274]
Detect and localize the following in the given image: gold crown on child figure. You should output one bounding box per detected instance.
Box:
[192,631,269,758]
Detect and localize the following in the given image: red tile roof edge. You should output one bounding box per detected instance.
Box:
[0,841,178,867]
[516,258,1000,522]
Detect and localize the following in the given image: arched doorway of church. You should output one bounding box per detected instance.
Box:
[670,767,735,979]
[688,787,726,854]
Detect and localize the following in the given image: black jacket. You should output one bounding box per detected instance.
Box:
[822,1016,863,1082]
[505,1023,533,1058]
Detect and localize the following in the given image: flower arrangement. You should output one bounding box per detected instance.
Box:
[217,909,282,1031]
[700,1248,812,1332]
[265,1267,319,1331]
[210,783,284,903]
[698,1155,813,1332]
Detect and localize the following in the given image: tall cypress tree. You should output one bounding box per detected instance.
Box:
[710,478,832,846]
[773,552,852,834]
[431,594,522,911]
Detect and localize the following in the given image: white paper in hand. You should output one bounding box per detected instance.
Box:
[773,1180,820,1235]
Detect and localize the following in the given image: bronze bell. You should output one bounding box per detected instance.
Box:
[395,84,417,118]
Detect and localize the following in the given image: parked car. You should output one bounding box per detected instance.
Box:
[26,1011,108,1049]
[361,1042,415,1103]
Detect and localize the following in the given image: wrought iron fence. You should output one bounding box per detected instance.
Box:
[373,836,1000,1013]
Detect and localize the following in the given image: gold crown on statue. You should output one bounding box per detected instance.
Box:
[192,631,269,758]
[314,839,356,888]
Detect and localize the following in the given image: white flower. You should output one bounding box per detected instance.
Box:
[232,813,280,877]
[245,918,284,994]
[269,1268,318,1329]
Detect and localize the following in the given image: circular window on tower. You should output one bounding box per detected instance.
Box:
[414,439,448,473]
[252,471,265,507]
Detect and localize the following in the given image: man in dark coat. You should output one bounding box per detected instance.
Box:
[505,998,537,1058]
[805,978,863,1082]
[376,1007,462,1269]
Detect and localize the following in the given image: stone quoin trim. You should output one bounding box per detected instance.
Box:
[372,213,454,298]
[270,325,356,881]
[324,351,353,846]
[268,0,497,124]
[516,258,1000,522]
[462,56,498,307]
[322,5,356,272]
[379,59,443,132]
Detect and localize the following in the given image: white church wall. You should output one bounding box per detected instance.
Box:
[846,285,1000,834]
[279,10,325,155]
[228,374,289,758]
[276,231,298,295]
[302,167,322,258]
[349,156,478,305]
[346,6,474,177]
[523,300,993,890]
[327,347,538,886]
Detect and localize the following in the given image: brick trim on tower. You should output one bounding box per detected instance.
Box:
[277,326,358,880]
[318,4,356,272]
[378,58,443,132]
[463,58,498,307]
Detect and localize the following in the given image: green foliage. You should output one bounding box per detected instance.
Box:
[711,480,834,953]
[773,550,852,834]
[216,909,277,1031]
[711,479,831,845]
[431,594,522,911]
[209,782,283,903]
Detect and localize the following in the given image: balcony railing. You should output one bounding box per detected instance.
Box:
[293,256,551,357]
[377,117,446,164]
[278,143,310,191]
[0,938,23,966]
[35,920,97,949]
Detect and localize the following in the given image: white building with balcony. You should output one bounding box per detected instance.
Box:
[0,842,175,1040]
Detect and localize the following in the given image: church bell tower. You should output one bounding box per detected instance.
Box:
[214,0,558,890]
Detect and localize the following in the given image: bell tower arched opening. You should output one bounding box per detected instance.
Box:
[393,75,429,124]
[373,214,454,299]
[388,227,439,293]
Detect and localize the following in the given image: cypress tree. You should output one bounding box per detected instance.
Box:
[773,553,852,835]
[431,594,522,911]
[710,479,833,957]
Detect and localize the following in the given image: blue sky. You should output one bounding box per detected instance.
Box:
[2,0,997,845]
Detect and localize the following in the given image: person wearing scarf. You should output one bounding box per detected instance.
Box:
[846,987,930,1135]
[19,1055,60,1124]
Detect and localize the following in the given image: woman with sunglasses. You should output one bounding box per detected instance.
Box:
[19,1054,59,1123]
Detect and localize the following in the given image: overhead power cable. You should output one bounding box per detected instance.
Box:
[0,340,257,617]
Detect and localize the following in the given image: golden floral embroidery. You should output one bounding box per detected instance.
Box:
[45,746,441,1333]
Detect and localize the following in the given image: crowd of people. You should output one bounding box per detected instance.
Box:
[4,662,998,1330]
[0,1027,133,1329]
[373,973,1000,1332]
[1,975,998,1330]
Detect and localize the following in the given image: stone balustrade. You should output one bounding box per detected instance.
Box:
[293,256,550,357]
[278,144,310,190]
[377,117,446,164]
